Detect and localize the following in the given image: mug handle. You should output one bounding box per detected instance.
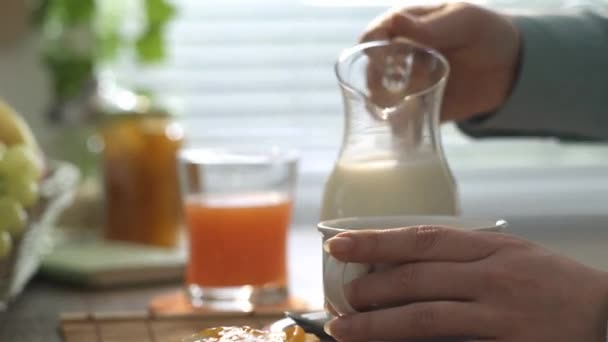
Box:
[324,255,372,315]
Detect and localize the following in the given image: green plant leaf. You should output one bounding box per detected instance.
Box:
[51,0,96,25]
[45,55,94,100]
[36,0,176,103]
[31,0,51,27]
[97,30,122,61]
[135,26,165,63]
[146,0,176,27]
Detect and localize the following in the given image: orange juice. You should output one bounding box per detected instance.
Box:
[185,192,292,287]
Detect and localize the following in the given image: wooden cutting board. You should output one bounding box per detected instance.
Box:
[61,293,311,342]
[61,310,290,342]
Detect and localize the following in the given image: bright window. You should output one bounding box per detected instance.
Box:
[114,0,608,173]
[113,0,608,222]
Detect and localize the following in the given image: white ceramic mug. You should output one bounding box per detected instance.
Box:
[318,216,508,315]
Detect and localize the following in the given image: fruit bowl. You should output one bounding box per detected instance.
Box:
[0,161,79,309]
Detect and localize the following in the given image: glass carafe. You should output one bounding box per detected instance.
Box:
[321,39,460,220]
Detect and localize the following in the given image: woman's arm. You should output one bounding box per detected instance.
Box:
[459,10,608,141]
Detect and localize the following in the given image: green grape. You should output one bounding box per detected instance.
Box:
[0,197,27,235]
[7,178,39,208]
[0,174,5,196]
[0,143,5,194]
[0,145,43,182]
[0,231,11,258]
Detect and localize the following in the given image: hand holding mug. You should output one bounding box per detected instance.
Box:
[319,216,608,342]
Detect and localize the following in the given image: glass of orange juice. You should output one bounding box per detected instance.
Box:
[178,147,298,307]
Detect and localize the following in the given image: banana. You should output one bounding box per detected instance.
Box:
[0,98,39,150]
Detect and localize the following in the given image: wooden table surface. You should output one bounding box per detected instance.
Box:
[4,216,608,341]
[0,229,324,342]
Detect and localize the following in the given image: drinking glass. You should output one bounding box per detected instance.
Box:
[178,147,298,307]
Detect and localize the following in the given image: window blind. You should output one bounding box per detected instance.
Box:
[114,0,608,223]
[118,0,475,175]
[116,0,606,175]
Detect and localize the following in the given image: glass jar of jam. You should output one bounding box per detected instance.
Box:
[101,104,184,247]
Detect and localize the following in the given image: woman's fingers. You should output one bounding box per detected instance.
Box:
[346,261,479,310]
[359,4,447,43]
[361,3,484,51]
[325,225,502,264]
[359,11,394,42]
[405,4,448,17]
[325,301,497,342]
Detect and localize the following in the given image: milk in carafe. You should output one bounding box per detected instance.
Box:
[323,40,459,220]
[321,154,458,220]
